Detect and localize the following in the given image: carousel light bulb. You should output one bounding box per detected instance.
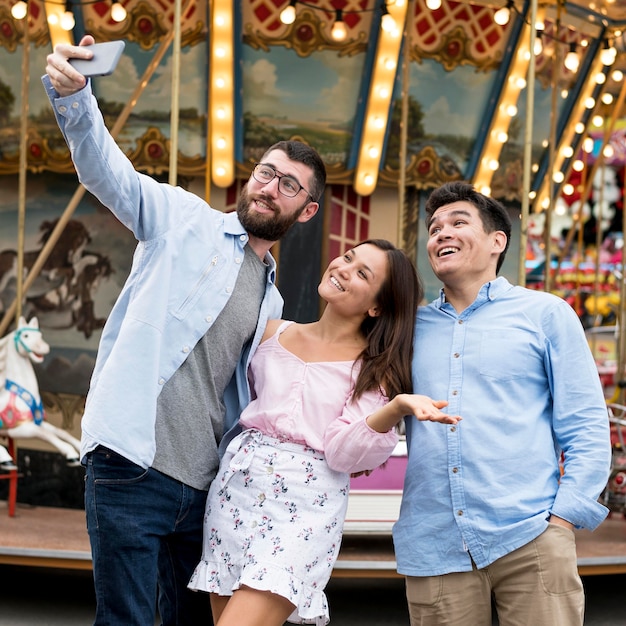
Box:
[280,1,296,25]
[494,1,512,26]
[564,44,579,72]
[600,41,617,66]
[11,0,27,19]
[496,130,508,143]
[604,144,615,158]
[60,6,75,30]
[381,11,396,33]
[331,10,347,42]
[111,1,127,22]
[425,0,442,10]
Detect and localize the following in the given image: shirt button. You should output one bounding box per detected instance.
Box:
[452,390,458,396]
[240,234,247,242]
[158,378,166,385]
[458,320,464,325]
[258,493,266,502]
[452,467,459,473]
[450,426,456,432]
[71,101,79,108]
[266,466,273,474]
[182,346,190,353]
[454,352,460,358]
[205,315,213,323]
[235,257,242,264]
[58,105,67,113]
[457,510,463,516]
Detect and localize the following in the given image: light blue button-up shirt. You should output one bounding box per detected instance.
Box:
[393,277,611,575]
[42,76,283,468]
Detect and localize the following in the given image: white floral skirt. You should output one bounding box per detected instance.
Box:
[188,428,350,625]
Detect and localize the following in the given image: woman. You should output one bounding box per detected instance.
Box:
[189,239,460,625]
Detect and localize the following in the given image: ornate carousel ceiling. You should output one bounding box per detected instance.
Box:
[2,0,626,205]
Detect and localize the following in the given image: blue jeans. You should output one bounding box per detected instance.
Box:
[85,446,212,625]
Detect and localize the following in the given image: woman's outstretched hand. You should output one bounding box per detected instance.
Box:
[366,393,461,434]
[400,394,461,424]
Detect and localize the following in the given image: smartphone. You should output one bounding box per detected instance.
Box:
[69,41,126,77]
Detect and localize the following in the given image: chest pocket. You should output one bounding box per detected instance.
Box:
[479,329,538,381]
[173,254,221,320]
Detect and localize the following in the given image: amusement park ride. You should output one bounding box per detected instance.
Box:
[3,0,626,576]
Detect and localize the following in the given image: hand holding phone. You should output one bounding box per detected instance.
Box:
[68,41,125,77]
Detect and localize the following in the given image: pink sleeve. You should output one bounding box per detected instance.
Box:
[323,389,399,474]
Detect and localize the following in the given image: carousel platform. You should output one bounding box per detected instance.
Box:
[1,500,626,578]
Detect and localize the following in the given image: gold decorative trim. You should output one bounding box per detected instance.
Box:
[82,0,206,50]
[379,146,463,189]
[243,7,367,58]
[411,25,502,72]
[0,0,51,51]
[41,391,86,432]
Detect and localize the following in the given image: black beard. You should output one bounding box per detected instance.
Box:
[237,189,306,242]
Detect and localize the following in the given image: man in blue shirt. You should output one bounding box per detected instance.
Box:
[394,181,611,625]
[43,35,326,626]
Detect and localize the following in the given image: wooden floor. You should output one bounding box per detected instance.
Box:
[1,500,625,577]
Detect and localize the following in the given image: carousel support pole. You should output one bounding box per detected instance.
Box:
[15,6,31,325]
[0,8,192,339]
[169,0,182,186]
[543,0,564,294]
[519,0,538,287]
[205,0,214,205]
[397,0,412,251]
[618,162,626,401]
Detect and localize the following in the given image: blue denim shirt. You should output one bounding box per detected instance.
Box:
[42,76,283,468]
[393,277,611,575]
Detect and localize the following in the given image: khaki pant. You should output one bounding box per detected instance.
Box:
[405,524,584,626]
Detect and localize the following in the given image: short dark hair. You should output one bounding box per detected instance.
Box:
[261,140,327,203]
[425,181,512,274]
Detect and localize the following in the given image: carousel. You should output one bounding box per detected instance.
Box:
[1,0,626,575]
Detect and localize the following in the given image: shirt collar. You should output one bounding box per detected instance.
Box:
[436,275,513,310]
[223,211,277,282]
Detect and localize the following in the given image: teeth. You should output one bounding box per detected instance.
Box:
[330,276,344,291]
[439,247,458,257]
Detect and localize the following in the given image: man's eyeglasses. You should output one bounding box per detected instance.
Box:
[252,163,309,199]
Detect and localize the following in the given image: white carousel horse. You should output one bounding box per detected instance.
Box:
[0,316,81,471]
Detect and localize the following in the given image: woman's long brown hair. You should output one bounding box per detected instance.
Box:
[351,239,423,400]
